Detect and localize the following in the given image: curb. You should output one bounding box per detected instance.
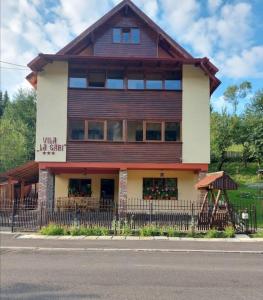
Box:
[13,233,263,242]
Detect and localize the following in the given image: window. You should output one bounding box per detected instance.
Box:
[165,122,180,141]
[113,28,140,44]
[127,121,143,141]
[69,77,87,88]
[88,72,105,88]
[164,71,182,90]
[143,178,178,200]
[146,74,162,90]
[122,28,130,43]
[131,28,140,43]
[69,120,84,140]
[113,28,121,43]
[88,121,104,140]
[107,120,123,141]
[68,179,92,197]
[128,73,144,89]
[107,71,124,89]
[146,122,161,141]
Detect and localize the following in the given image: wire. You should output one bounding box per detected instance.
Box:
[0,67,28,71]
[0,60,28,68]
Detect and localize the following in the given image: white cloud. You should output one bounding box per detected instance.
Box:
[222,46,263,78]
[207,0,222,13]
[211,95,231,113]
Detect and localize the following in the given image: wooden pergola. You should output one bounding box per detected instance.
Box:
[195,171,238,228]
[0,161,39,206]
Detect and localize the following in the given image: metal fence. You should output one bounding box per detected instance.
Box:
[0,197,257,233]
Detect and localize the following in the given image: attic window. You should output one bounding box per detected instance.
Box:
[113,27,140,44]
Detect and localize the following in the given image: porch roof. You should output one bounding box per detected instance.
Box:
[0,161,39,185]
[195,171,238,190]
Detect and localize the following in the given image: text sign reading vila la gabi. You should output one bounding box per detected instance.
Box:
[37,137,66,156]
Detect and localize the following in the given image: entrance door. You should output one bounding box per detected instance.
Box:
[100,179,115,208]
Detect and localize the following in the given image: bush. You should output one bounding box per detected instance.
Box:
[139,225,161,236]
[223,226,235,238]
[205,228,225,238]
[40,224,66,236]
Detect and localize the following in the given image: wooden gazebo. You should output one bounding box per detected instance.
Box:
[195,171,238,229]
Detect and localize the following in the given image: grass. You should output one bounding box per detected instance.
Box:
[40,224,110,236]
[209,162,263,227]
[250,230,263,238]
[39,224,237,239]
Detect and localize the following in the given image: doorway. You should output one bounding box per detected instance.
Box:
[100,179,115,208]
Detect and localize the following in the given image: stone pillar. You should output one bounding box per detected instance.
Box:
[197,171,207,204]
[38,169,54,209]
[118,169,128,218]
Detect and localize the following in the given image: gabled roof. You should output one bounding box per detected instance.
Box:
[195,171,238,190]
[57,0,192,59]
[26,0,221,94]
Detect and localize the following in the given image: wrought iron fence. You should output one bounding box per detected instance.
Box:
[0,197,258,233]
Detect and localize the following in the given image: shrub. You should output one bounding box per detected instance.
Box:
[139,225,162,236]
[40,224,66,236]
[223,226,235,238]
[205,228,224,238]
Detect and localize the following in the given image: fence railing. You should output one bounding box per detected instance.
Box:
[0,197,258,233]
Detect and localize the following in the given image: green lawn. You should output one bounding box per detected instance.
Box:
[209,162,263,227]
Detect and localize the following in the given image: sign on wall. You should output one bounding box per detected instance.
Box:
[36,137,66,156]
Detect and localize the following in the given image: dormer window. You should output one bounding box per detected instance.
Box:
[113,27,140,44]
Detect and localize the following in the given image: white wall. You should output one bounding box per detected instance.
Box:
[182,65,210,163]
[35,62,68,162]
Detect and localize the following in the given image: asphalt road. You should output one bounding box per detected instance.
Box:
[1,248,263,300]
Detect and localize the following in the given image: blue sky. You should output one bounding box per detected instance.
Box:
[1,0,263,113]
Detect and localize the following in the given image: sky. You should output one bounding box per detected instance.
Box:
[1,0,263,113]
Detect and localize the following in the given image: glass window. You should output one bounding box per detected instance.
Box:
[69,77,87,88]
[164,71,182,90]
[143,178,178,200]
[146,74,162,90]
[146,122,161,141]
[88,72,105,88]
[69,120,84,140]
[122,28,130,43]
[165,122,180,141]
[128,73,144,89]
[131,28,140,44]
[127,121,143,142]
[107,71,124,89]
[113,28,121,43]
[68,179,92,197]
[107,121,123,141]
[88,121,104,140]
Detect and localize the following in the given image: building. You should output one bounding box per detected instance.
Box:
[1,0,220,211]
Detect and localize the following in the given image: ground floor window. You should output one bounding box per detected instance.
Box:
[68,179,92,197]
[143,178,178,200]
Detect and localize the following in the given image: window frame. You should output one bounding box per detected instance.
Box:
[112,27,140,44]
[68,119,181,143]
[68,178,92,197]
[143,177,178,200]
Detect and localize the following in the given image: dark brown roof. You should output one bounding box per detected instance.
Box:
[195,171,238,190]
[56,0,193,58]
[27,54,221,94]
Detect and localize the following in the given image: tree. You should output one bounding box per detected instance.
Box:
[244,89,263,166]
[211,110,233,170]
[0,90,10,118]
[0,118,28,172]
[3,88,37,161]
[223,81,252,115]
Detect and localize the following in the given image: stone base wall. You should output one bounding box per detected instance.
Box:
[118,169,127,218]
[38,169,54,209]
